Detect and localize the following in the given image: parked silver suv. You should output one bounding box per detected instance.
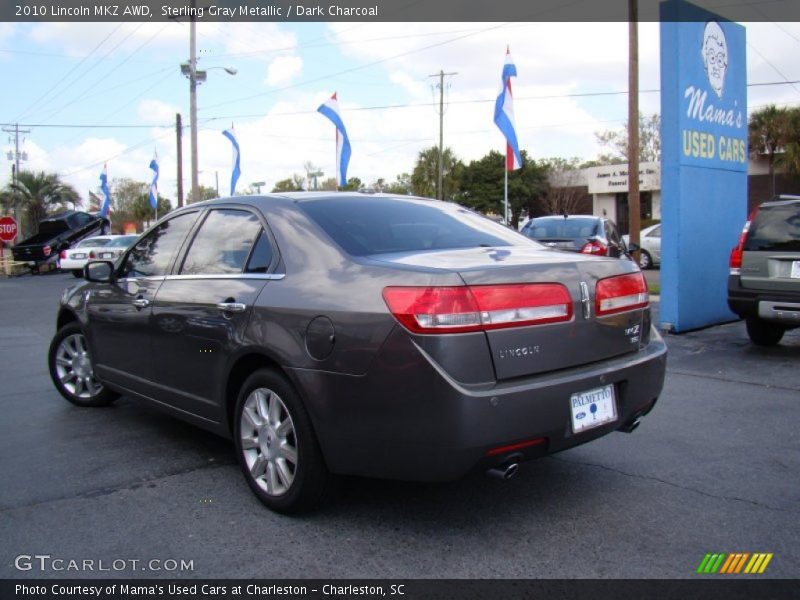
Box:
[728,195,800,345]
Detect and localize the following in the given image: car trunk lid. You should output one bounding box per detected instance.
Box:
[373,246,648,380]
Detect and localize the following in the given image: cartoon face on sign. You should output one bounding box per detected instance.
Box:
[702,20,728,98]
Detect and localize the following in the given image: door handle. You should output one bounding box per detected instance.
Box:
[132,297,150,309]
[216,302,247,313]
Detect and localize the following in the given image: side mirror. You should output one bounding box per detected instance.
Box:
[84,261,115,283]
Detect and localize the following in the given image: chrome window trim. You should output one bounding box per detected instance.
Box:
[162,273,285,281]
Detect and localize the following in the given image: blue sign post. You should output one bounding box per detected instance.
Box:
[660,0,748,332]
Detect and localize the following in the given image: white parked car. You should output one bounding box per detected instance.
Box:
[622,223,661,270]
[59,234,138,277]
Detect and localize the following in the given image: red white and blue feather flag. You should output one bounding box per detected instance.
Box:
[493,47,523,171]
[317,92,352,187]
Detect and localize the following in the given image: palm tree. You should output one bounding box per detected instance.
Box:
[411,146,462,200]
[3,171,80,234]
[748,105,789,196]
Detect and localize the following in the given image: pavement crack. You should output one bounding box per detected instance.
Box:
[668,369,800,392]
[0,459,236,513]
[548,455,798,514]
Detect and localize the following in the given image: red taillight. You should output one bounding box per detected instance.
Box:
[59,250,67,260]
[43,245,51,257]
[595,272,649,316]
[382,283,573,334]
[729,207,759,275]
[580,239,608,255]
[89,251,96,259]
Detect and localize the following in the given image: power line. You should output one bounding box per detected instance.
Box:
[13,23,124,122]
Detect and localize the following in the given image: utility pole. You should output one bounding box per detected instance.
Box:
[188,2,198,204]
[628,0,641,259]
[3,123,30,225]
[428,70,457,200]
[175,113,184,208]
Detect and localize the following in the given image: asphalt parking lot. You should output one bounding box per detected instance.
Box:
[1,272,798,579]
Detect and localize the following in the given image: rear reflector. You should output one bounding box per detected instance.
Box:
[486,438,546,457]
[383,283,573,334]
[595,272,649,316]
[59,250,67,260]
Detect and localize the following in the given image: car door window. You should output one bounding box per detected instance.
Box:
[180,209,262,275]
[648,225,661,238]
[121,212,197,278]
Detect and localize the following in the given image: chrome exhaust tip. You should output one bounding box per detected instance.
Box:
[619,418,641,433]
[487,462,519,480]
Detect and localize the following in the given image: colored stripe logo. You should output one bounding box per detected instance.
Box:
[697,553,773,574]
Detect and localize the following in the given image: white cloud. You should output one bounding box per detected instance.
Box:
[137,99,181,124]
[265,55,303,86]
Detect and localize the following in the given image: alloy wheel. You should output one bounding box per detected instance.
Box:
[54,333,103,399]
[239,387,298,496]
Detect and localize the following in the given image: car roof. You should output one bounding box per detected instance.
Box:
[762,195,800,208]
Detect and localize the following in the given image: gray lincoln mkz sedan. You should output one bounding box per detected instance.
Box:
[48,193,667,513]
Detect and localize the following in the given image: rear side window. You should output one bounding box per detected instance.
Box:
[745,204,800,251]
[526,218,599,239]
[245,230,274,273]
[299,197,527,256]
[77,238,111,248]
[181,209,262,275]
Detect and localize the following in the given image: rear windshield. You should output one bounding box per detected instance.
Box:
[107,236,138,247]
[745,203,800,251]
[298,197,530,256]
[77,237,111,248]
[524,218,600,239]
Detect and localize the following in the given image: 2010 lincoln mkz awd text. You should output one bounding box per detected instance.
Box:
[48,193,667,513]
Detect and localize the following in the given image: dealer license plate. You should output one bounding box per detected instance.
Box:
[72,253,86,259]
[570,384,617,433]
[791,261,800,279]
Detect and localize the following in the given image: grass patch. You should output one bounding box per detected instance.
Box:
[648,283,660,295]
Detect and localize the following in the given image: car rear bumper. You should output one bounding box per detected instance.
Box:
[288,327,667,482]
[60,258,88,271]
[728,276,800,326]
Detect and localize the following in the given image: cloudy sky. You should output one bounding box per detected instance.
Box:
[1,19,799,206]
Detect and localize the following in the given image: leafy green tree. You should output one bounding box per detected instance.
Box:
[457,150,548,228]
[2,170,80,235]
[319,177,338,191]
[341,177,362,191]
[272,177,304,192]
[749,105,792,196]
[781,107,800,177]
[411,146,463,200]
[385,173,412,195]
[594,113,661,164]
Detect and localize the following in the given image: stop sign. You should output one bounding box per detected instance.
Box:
[0,216,18,243]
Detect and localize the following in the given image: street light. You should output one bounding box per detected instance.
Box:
[181,19,237,204]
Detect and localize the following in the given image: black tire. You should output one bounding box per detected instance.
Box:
[48,322,118,407]
[234,368,330,514]
[72,269,83,278]
[639,250,653,270]
[745,317,785,346]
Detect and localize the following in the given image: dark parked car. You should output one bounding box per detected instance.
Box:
[48,194,667,513]
[728,195,800,345]
[12,210,110,271]
[521,215,632,259]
